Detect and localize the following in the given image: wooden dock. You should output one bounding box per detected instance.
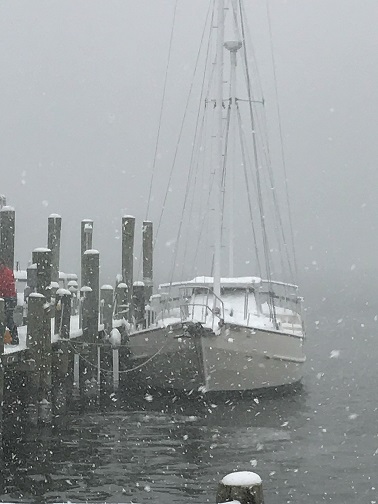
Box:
[0,205,153,449]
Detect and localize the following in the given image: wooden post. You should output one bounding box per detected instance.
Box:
[81,248,100,399]
[52,340,69,421]
[81,219,93,287]
[47,214,62,284]
[100,285,113,335]
[32,247,52,299]
[0,206,15,269]
[0,299,4,455]
[68,280,79,315]
[99,285,115,399]
[142,220,153,302]
[216,472,264,504]
[27,263,37,291]
[52,289,73,417]
[133,281,145,329]
[54,288,71,339]
[81,285,98,398]
[82,249,100,314]
[121,215,135,322]
[52,288,70,420]
[26,293,52,424]
[115,282,128,321]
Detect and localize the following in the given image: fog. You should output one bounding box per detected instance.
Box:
[1,0,377,295]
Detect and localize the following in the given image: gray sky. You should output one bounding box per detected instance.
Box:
[1,0,378,287]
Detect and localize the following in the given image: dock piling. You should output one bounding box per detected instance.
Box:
[54,288,72,339]
[26,293,52,425]
[0,206,15,269]
[32,248,52,299]
[0,299,4,453]
[100,285,114,335]
[142,220,153,302]
[216,471,264,504]
[81,219,93,287]
[47,214,62,284]
[115,282,128,321]
[121,216,135,322]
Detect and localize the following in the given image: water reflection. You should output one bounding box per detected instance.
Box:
[1,385,308,503]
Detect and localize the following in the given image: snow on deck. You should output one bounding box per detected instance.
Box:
[3,314,86,355]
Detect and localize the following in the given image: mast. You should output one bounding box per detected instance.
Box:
[225,40,242,277]
[213,0,225,299]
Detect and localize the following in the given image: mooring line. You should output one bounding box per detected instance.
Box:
[66,339,170,375]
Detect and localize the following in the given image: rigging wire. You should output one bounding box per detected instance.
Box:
[145,0,178,222]
[236,102,262,277]
[161,1,214,290]
[233,0,292,282]
[266,0,298,281]
[238,1,294,282]
[239,0,277,325]
[154,0,214,248]
[179,4,216,280]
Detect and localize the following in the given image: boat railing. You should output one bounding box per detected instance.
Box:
[179,286,225,330]
[179,303,225,330]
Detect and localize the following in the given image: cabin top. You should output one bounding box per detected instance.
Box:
[159,276,298,291]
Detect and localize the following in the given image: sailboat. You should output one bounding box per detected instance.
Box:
[126,0,306,393]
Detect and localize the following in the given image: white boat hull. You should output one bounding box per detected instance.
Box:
[126,322,305,393]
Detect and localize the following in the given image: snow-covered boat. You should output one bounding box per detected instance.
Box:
[127,0,306,393]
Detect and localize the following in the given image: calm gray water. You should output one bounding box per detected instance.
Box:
[1,287,378,503]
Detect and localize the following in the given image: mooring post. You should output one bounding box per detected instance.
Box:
[54,288,72,339]
[142,220,153,303]
[0,299,4,456]
[30,249,52,423]
[121,215,135,322]
[82,249,100,314]
[82,287,98,398]
[26,263,37,292]
[0,206,15,269]
[216,471,264,504]
[99,286,115,398]
[81,249,100,397]
[100,285,113,335]
[47,214,61,284]
[115,282,128,321]
[133,281,145,329]
[32,248,52,300]
[52,288,71,419]
[68,279,79,314]
[81,219,93,287]
[26,293,52,424]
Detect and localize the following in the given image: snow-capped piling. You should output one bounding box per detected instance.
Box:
[51,286,71,419]
[142,220,153,302]
[80,285,98,398]
[133,281,145,329]
[115,282,128,321]
[99,286,116,396]
[0,206,15,269]
[32,248,52,299]
[47,214,62,284]
[216,471,264,504]
[100,285,114,335]
[80,219,94,287]
[26,293,52,425]
[0,299,4,451]
[82,249,100,313]
[54,288,71,339]
[26,263,37,291]
[121,215,135,322]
